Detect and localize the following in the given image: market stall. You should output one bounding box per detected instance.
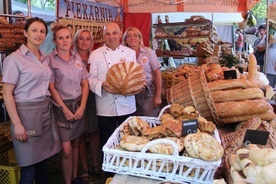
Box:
[1,0,276,184]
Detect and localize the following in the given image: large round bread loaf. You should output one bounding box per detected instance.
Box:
[106,62,146,95]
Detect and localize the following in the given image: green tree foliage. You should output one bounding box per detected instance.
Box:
[251,0,267,24]
[14,0,55,11]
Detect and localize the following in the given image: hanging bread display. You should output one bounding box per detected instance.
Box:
[0,19,26,50]
[105,61,146,96]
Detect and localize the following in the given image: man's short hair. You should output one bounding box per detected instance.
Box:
[258,24,266,30]
[13,11,24,15]
[12,11,26,25]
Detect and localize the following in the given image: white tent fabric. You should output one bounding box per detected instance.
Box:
[11,1,55,22]
[152,12,243,25]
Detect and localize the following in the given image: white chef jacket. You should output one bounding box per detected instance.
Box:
[88,44,137,116]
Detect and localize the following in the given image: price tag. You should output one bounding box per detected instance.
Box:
[181,119,198,136]
[243,129,269,145]
[223,70,237,79]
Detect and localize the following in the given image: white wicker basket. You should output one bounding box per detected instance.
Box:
[102,110,222,184]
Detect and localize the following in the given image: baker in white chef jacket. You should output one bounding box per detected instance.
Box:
[87,22,137,154]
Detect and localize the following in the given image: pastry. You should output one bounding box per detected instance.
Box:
[142,125,166,140]
[170,104,184,118]
[149,137,184,155]
[128,116,150,136]
[119,135,150,151]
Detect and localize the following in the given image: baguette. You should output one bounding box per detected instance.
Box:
[207,79,260,92]
[215,99,273,118]
[248,54,258,80]
[211,88,264,102]
[220,109,276,124]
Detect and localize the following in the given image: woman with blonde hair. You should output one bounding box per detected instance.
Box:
[122,27,162,117]
[48,23,89,184]
[72,29,101,180]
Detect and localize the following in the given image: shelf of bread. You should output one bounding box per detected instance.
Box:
[153,15,212,28]
[0,16,26,51]
[154,25,212,39]
[154,35,211,39]
[152,15,217,59]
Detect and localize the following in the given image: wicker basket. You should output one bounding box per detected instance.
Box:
[218,121,276,155]
[223,123,276,184]
[167,66,221,124]
[198,68,222,126]
[102,115,221,184]
[166,79,193,108]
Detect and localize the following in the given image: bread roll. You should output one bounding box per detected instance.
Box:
[183,133,199,158]
[197,120,216,134]
[207,79,260,91]
[170,104,184,118]
[235,117,262,131]
[245,164,262,183]
[149,137,184,154]
[119,122,134,138]
[128,116,150,136]
[230,166,247,183]
[119,135,150,151]
[260,162,276,184]
[220,109,276,124]
[215,99,273,118]
[228,154,242,171]
[106,62,146,95]
[187,132,224,161]
[142,125,166,140]
[211,88,264,102]
[162,119,182,137]
[249,147,276,166]
[160,113,175,123]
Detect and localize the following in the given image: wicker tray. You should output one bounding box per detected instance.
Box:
[102,115,222,184]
